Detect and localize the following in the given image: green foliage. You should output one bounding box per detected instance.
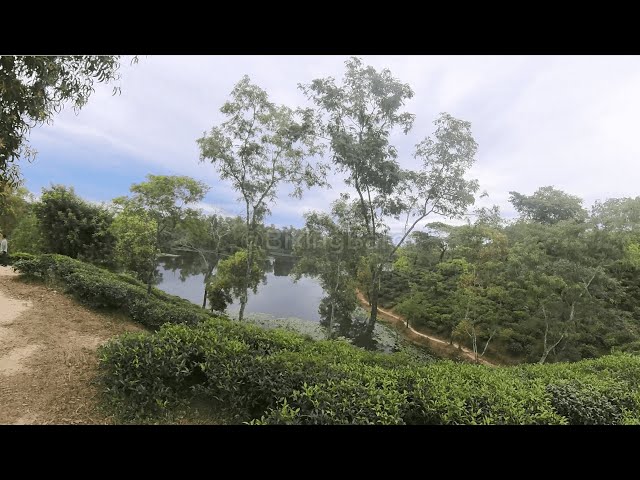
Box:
[110,208,158,287]
[624,242,640,268]
[99,313,640,423]
[0,55,133,186]
[0,184,30,236]
[12,254,215,330]
[121,174,209,249]
[545,381,630,425]
[112,175,208,289]
[380,189,640,363]
[197,75,326,210]
[591,197,640,234]
[208,249,265,311]
[35,185,116,267]
[7,210,44,254]
[509,186,587,224]
[9,252,36,263]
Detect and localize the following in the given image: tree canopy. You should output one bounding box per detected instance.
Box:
[0,55,136,186]
[509,186,587,224]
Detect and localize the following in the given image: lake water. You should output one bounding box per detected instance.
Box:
[156,256,325,322]
[155,255,432,356]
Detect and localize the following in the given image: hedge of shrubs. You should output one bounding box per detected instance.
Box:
[12,253,226,330]
[12,254,640,424]
[98,321,640,424]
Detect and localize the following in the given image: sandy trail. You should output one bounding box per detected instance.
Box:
[356,290,496,366]
[0,265,144,424]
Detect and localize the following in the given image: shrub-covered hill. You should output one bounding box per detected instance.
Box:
[13,254,640,425]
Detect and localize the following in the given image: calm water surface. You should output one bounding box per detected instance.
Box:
[156,256,325,322]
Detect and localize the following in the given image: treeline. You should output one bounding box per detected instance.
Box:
[377,187,640,364]
[1,179,298,309]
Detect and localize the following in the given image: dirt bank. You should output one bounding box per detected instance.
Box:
[0,265,145,424]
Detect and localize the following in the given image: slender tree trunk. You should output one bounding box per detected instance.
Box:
[328,266,341,340]
[471,329,478,363]
[329,300,335,340]
[366,269,380,338]
[146,260,154,294]
[202,264,214,309]
[202,272,209,309]
[480,329,496,357]
[568,302,577,329]
[240,248,251,321]
[539,315,565,364]
[240,201,251,322]
[238,298,247,322]
[540,333,565,364]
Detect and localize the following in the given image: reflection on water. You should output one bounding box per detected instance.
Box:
[155,253,429,354]
[156,254,325,322]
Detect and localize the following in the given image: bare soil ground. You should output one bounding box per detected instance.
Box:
[0,265,145,424]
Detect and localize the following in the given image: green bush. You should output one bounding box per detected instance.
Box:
[8,252,36,263]
[35,185,116,267]
[13,254,213,330]
[545,380,629,425]
[99,318,640,424]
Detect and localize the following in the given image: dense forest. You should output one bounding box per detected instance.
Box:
[4,180,640,364]
[381,189,640,363]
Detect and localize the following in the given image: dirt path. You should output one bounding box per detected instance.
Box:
[0,265,145,424]
[356,291,496,366]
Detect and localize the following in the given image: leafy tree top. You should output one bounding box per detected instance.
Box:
[509,186,586,225]
[0,56,135,185]
[197,75,327,221]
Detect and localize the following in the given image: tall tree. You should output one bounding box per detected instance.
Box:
[302,57,478,342]
[0,55,137,187]
[113,174,208,292]
[197,75,326,321]
[294,196,367,339]
[207,249,266,315]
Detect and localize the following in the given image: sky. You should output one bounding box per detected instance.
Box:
[20,55,640,233]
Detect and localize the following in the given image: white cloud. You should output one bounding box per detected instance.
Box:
[24,55,640,230]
